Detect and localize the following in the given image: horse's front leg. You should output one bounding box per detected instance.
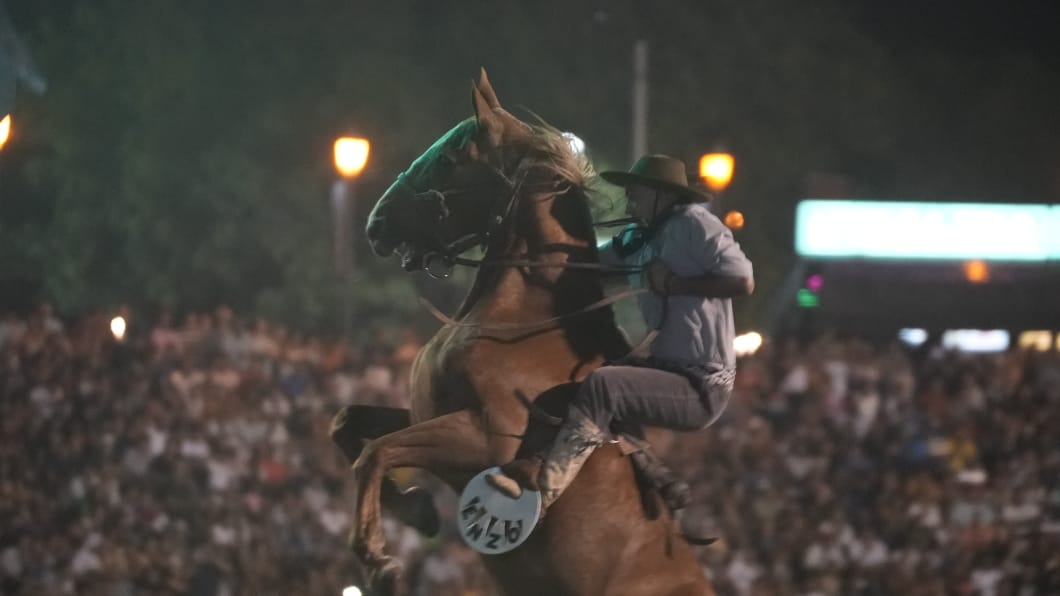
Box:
[350,409,494,595]
[331,405,441,536]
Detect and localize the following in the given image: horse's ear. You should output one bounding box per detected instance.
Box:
[476,68,502,109]
[471,81,503,146]
[471,80,494,122]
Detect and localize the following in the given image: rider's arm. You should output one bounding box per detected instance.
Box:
[668,270,754,297]
[647,210,754,297]
[646,260,753,297]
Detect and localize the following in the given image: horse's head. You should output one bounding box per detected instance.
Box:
[366,70,538,275]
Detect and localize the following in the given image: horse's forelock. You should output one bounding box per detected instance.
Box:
[410,115,601,215]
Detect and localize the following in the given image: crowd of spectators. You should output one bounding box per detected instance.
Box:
[1,302,1057,595]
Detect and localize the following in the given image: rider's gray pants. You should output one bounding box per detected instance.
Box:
[568,363,733,435]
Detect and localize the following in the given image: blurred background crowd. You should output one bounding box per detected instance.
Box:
[1,303,1057,595]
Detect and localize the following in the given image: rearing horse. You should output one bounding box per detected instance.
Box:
[331,70,713,596]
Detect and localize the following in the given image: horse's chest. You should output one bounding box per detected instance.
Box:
[409,329,583,421]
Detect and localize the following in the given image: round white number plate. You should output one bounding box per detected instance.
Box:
[457,466,541,555]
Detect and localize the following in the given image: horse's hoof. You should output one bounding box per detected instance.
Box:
[369,558,405,596]
[330,406,362,461]
[390,486,441,537]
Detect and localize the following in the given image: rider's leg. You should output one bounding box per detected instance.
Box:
[489,365,724,505]
[536,411,609,507]
[539,366,716,507]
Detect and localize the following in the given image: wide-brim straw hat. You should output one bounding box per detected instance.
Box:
[599,155,712,203]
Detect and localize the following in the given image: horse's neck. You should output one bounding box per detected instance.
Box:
[459,190,601,322]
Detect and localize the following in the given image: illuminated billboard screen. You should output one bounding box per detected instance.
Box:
[795,200,1060,261]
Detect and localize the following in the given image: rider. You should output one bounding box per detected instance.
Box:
[486,154,754,511]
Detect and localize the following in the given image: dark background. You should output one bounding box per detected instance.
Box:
[1,0,1057,333]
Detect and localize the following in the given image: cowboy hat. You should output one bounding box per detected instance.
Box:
[599,155,712,203]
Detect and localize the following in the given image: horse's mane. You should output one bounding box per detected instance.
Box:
[517,119,594,193]
[451,117,608,320]
[511,119,609,248]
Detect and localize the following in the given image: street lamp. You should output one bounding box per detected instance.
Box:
[332,136,370,274]
[698,152,734,193]
[332,135,370,337]
[334,137,370,178]
[700,151,742,231]
[0,114,11,150]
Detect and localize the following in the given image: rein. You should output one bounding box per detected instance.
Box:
[443,216,644,274]
[420,288,649,332]
[395,159,644,280]
[397,151,663,336]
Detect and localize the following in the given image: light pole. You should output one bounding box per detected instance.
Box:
[631,40,649,162]
[333,135,370,336]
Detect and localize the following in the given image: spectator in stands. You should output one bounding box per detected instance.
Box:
[1,305,1058,595]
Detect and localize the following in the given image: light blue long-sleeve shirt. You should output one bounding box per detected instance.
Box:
[599,203,753,369]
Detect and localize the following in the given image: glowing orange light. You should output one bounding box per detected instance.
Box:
[699,153,734,193]
[334,137,370,178]
[964,260,988,283]
[1017,331,1052,352]
[0,114,11,149]
[724,210,745,230]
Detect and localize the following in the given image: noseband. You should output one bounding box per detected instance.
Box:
[391,154,525,278]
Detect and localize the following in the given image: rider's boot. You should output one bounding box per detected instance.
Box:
[630,448,692,511]
[487,415,607,509]
[537,416,607,508]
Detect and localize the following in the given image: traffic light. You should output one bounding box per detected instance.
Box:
[797,273,822,308]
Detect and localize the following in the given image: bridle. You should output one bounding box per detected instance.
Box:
[392,155,642,280]
[390,150,668,336]
[390,154,522,279]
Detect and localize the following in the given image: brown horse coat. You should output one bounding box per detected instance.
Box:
[333,69,713,596]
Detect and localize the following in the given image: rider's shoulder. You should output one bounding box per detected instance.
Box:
[670,203,726,232]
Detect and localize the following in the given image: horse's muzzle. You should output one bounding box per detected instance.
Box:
[398,244,426,271]
[365,216,397,257]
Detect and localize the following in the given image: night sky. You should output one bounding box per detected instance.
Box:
[1,0,1057,320]
[855,0,1060,62]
